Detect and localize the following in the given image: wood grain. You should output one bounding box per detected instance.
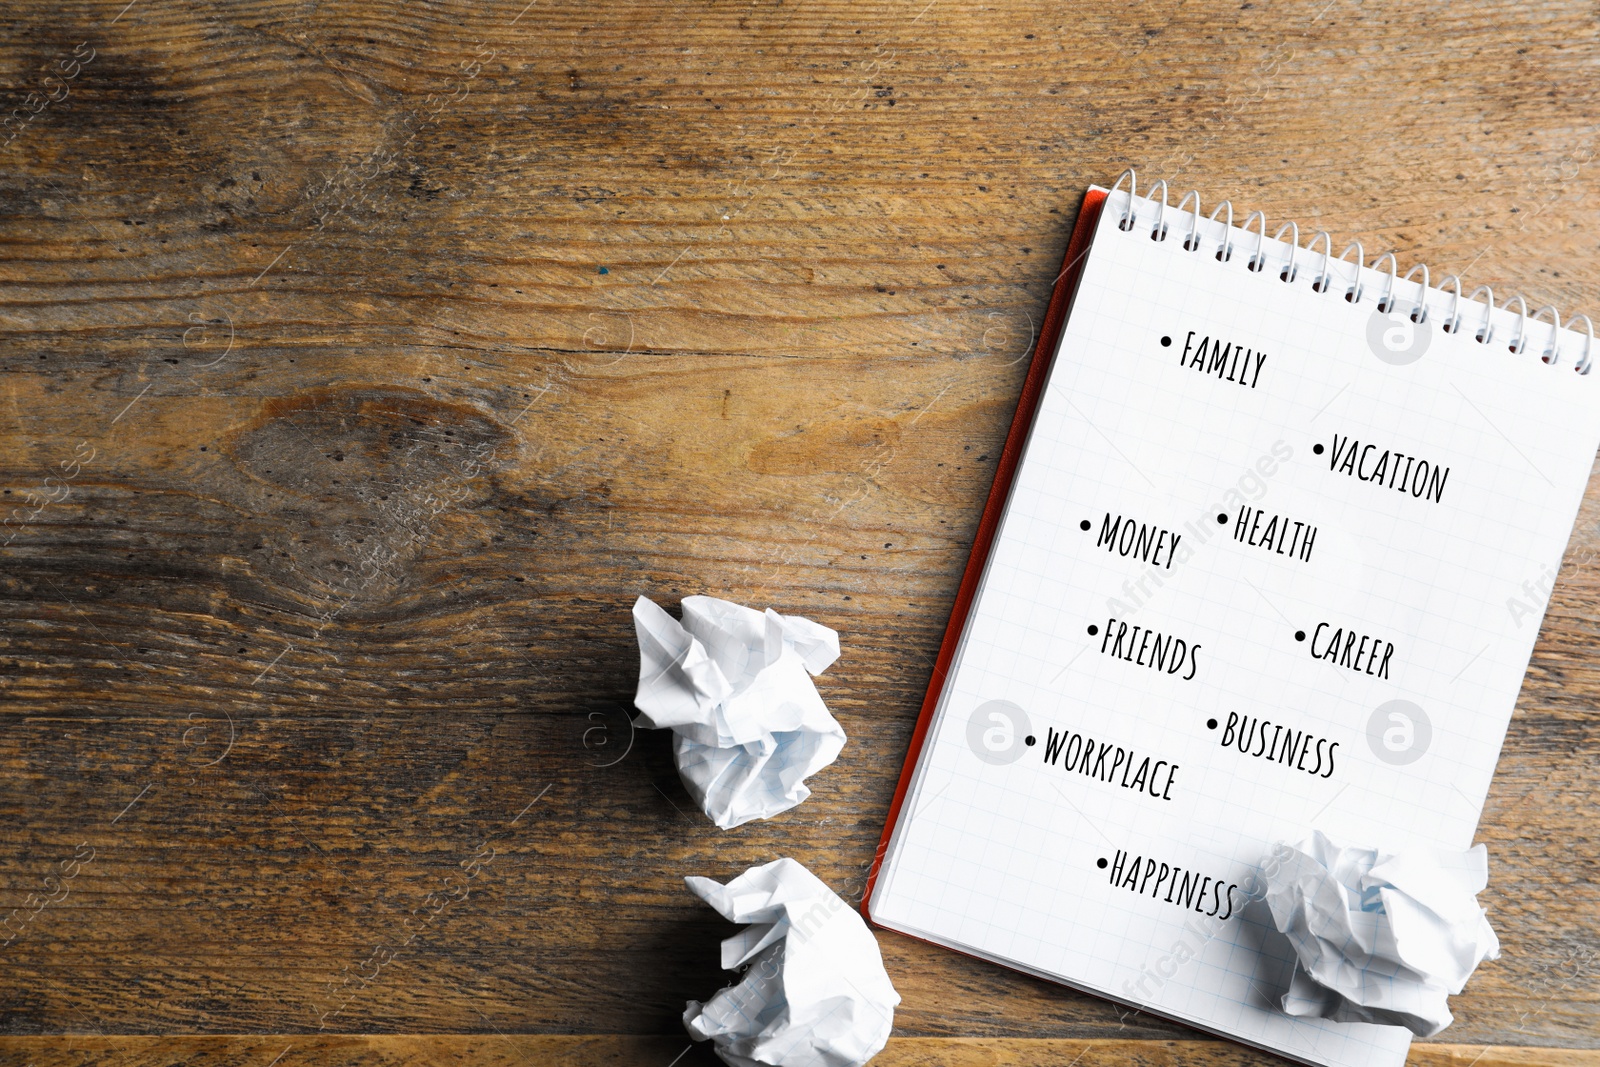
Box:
[4,1036,1600,1067]
[0,0,1597,1063]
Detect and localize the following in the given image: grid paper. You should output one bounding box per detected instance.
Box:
[869,188,1600,1067]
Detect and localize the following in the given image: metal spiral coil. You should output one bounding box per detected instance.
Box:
[1107,169,1593,374]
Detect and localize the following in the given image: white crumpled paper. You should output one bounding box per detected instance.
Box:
[632,595,846,830]
[684,857,900,1067]
[1262,830,1501,1036]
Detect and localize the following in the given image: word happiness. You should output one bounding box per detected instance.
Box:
[1104,848,1241,920]
[1175,330,1267,389]
[1323,434,1449,503]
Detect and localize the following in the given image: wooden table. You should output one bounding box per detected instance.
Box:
[2,1,1597,1063]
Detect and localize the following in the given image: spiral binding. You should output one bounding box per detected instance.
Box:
[1108,169,1594,375]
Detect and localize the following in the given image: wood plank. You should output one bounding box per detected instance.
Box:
[3,1036,1600,1066]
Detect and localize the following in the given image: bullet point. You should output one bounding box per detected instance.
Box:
[1207,718,1218,730]
[1295,630,1307,642]
[1313,443,1325,455]
[1080,519,1091,531]
[1216,512,1228,524]
[1160,335,1172,347]
[1024,735,1036,747]
[1087,624,1099,636]
[1096,857,1108,869]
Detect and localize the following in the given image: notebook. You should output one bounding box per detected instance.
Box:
[864,174,1600,1067]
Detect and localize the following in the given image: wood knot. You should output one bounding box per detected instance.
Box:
[227,387,513,615]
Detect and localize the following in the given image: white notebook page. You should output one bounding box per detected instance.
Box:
[870,186,1600,1067]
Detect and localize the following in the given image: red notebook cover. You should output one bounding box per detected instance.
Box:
[862,186,1108,919]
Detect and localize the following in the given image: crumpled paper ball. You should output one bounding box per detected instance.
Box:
[684,857,900,1067]
[1262,829,1501,1036]
[632,595,846,830]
